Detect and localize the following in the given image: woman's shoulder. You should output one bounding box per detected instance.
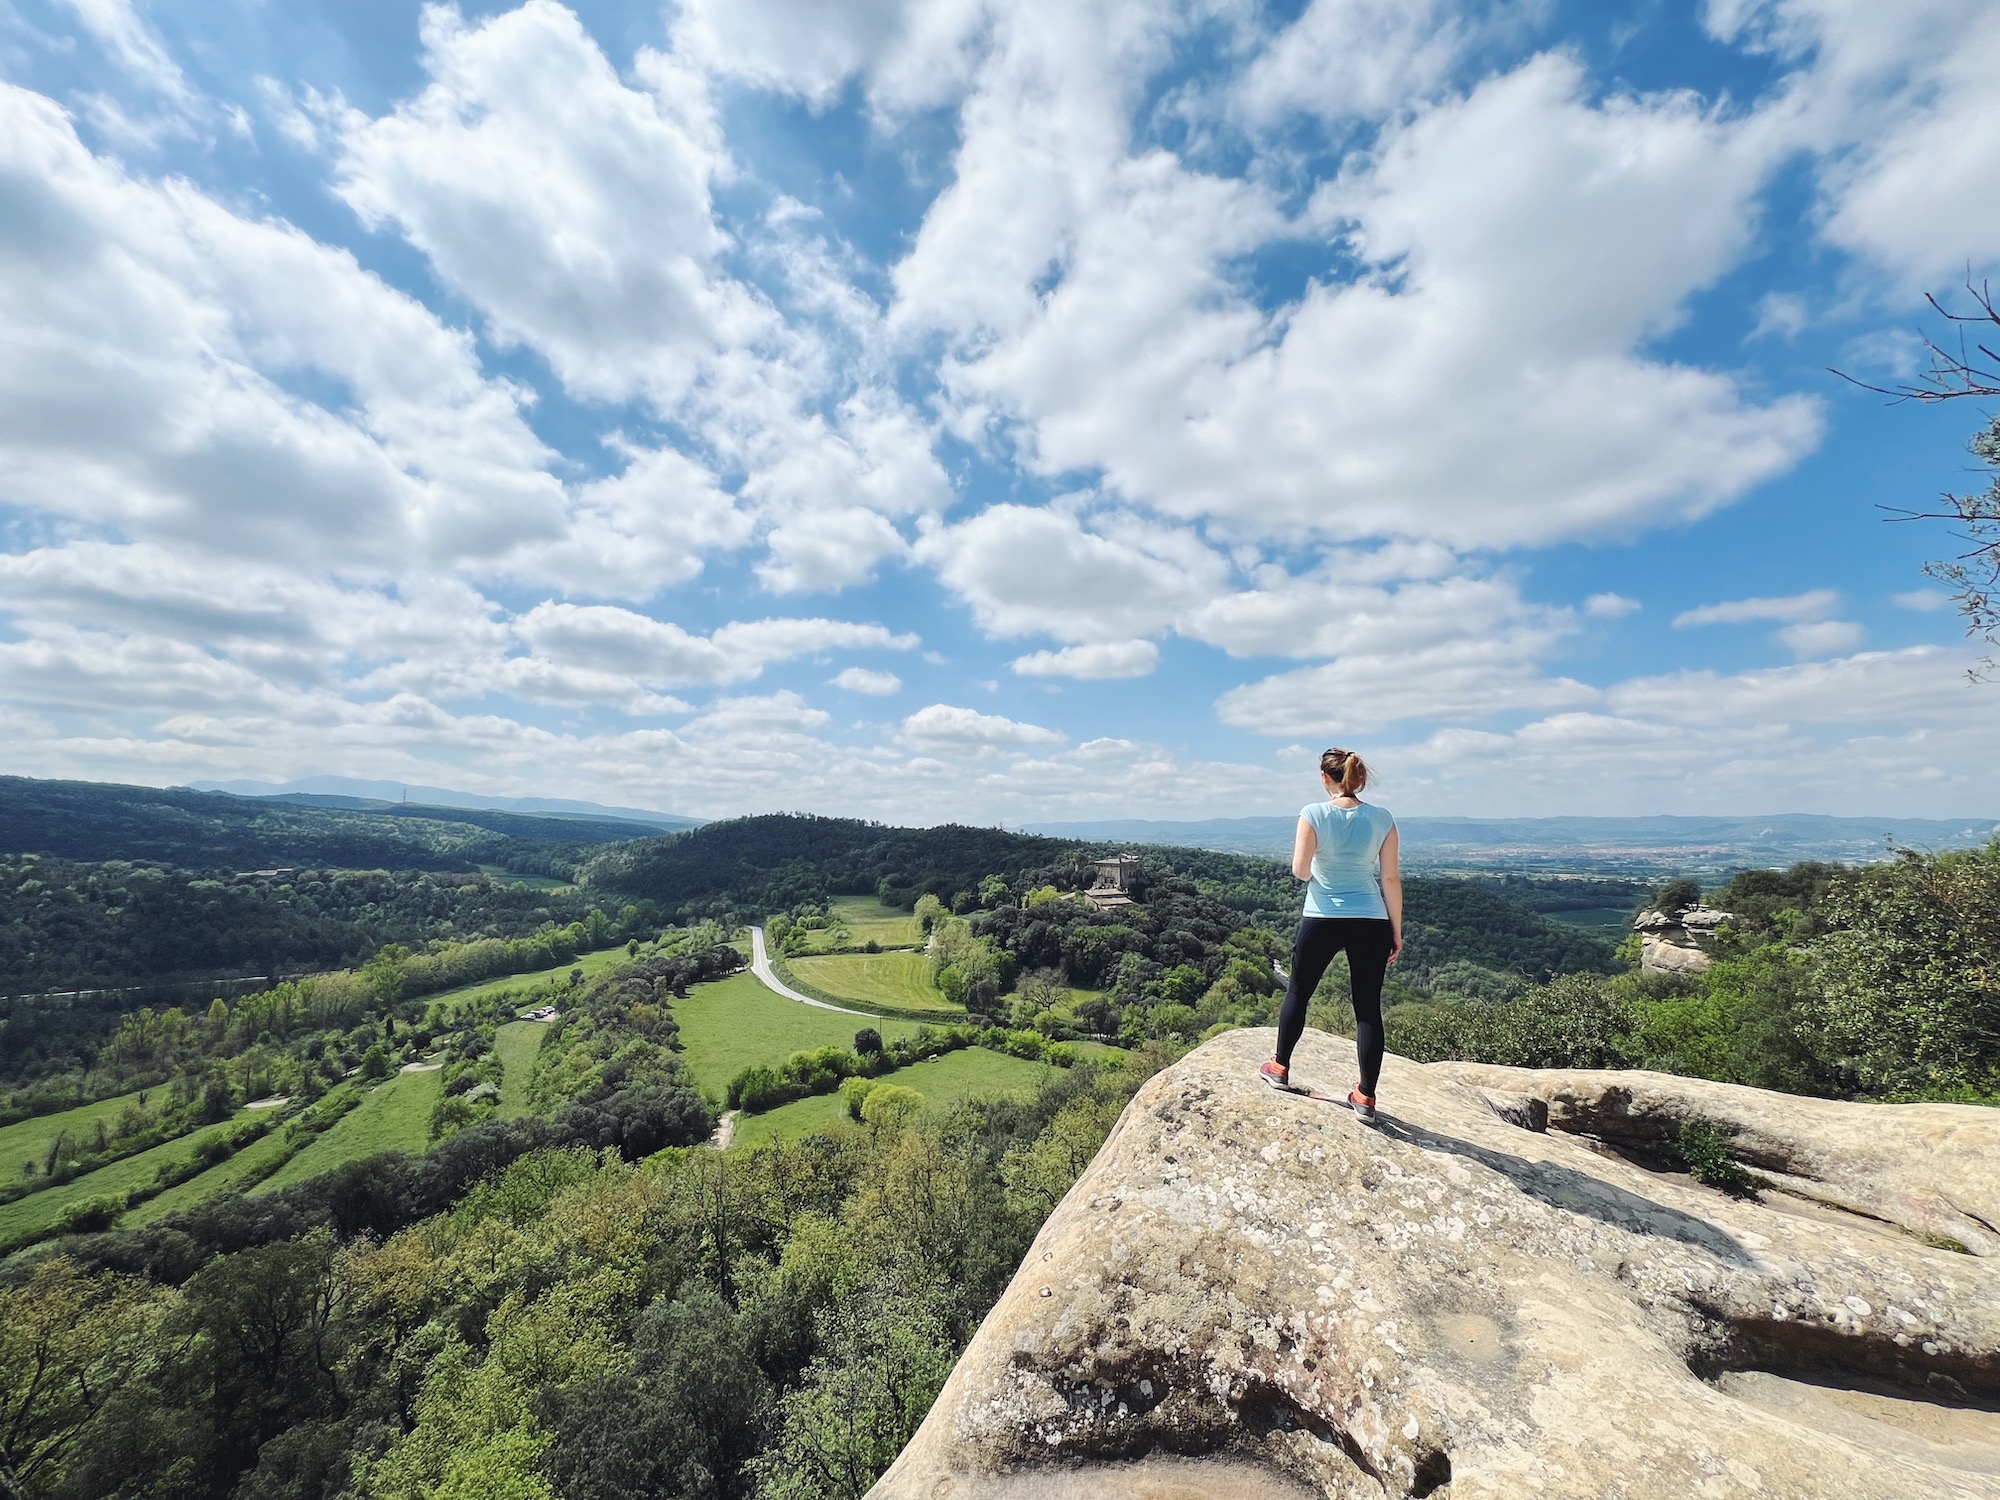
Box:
[1367,802,1396,828]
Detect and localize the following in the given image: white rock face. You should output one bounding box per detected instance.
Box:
[870,1029,2000,1500]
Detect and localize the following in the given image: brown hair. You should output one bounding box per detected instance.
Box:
[1320,747,1369,796]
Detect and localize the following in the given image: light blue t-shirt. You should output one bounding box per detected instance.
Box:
[1300,800,1395,920]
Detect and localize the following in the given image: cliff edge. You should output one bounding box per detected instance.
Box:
[869,1028,2000,1499]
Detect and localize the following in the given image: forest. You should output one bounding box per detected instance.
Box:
[0,777,660,875]
[1,776,1995,1500]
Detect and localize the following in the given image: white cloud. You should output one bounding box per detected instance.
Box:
[335,1,745,407]
[1606,644,1974,725]
[1011,640,1159,678]
[1894,588,1950,612]
[1234,0,1469,127]
[671,0,987,114]
[512,603,917,687]
[916,504,1229,642]
[1215,639,1598,738]
[62,0,194,105]
[0,82,567,570]
[1749,291,1808,340]
[899,44,1820,550]
[900,703,1065,748]
[1710,1,2000,292]
[829,666,902,695]
[1674,588,1839,626]
[1776,618,1865,659]
[332,3,950,597]
[1584,592,1642,618]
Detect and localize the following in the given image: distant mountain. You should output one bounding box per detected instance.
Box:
[190,776,702,830]
[1025,813,2000,875]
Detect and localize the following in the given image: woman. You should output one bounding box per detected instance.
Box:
[1258,747,1402,1123]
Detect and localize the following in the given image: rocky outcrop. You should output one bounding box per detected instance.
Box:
[870,1029,2000,1500]
[1633,905,1731,974]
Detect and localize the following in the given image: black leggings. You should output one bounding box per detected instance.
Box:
[1275,917,1395,1093]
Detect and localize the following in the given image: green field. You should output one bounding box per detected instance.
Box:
[474,865,572,890]
[422,941,636,1021]
[0,1087,158,1183]
[675,972,925,1100]
[254,1068,442,1194]
[787,896,923,952]
[1547,907,1636,929]
[0,1112,255,1250]
[731,1046,1060,1151]
[493,1020,551,1117]
[119,1115,306,1226]
[786,951,960,1015]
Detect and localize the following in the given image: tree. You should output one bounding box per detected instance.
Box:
[852,1027,883,1057]
[751,1290,955,1500]
[1814,843,2000,1096]
[360,1043,392,1081]
[539,1289,771,1500]
[362,943,410,1004]
[1651,877,1701,918]
[1842,280,2000,676]
[0,1259,163,1499]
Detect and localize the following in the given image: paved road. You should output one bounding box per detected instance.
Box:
[747,925,871,1016]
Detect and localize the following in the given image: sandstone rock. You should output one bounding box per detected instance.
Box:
[870,1029,2000,1500]
[1633,906,1731,975]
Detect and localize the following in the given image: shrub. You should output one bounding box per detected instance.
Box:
[55,1195,123,1234]
[853,1028,884,1056]
[860,1083,924,1130]
[840,1077,879,1121]
[1676,1120,1754,1196]
[727,1064,786,1112]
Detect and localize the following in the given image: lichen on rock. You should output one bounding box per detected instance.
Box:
[869,1028,2000,1499]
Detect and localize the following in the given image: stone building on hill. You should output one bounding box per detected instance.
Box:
[1081,853,1144,912]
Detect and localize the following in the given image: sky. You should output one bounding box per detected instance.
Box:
[1,0,1997,824]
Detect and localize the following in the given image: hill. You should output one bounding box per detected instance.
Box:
[580,814,1075,913]
[0,774,663,871]
[190,775,702,829]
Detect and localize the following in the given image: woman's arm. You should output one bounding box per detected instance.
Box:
[1380,825,1404,964]
[1291,817,1317,882]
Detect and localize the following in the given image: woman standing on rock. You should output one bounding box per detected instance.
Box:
[1259,747,1402,1123]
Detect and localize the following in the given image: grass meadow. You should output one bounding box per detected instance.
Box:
[786,951,958,1014]
[120,1115,307,1226]
[788,896,924,953]
[254,1068,442,1194]
[493,1019,551,1117]
[422,941,635,1022]
[674,972,925,1100]
[730,1046,1060,1151]
[0,1111,254,1250]
[0,1087,157,1183]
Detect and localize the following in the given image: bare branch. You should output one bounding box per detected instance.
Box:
[1832,275,2000,403]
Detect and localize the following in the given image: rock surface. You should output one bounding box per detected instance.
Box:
[1633,906,1731,975]
[869,1028,2000,1500]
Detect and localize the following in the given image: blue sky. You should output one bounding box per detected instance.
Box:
[1,0,1995,822]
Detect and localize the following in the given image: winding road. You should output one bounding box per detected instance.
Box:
[747,925,871,1016]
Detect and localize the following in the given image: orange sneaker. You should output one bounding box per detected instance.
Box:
[1258,1059,1299,1092]
[1347,1088,1378,1125]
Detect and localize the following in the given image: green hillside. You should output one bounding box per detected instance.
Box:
[254,1069,443,1193]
